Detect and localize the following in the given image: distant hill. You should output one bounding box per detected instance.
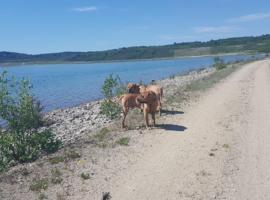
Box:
[1,34,270,65]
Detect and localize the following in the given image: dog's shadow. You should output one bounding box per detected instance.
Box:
[157,124,187,132]
[161,110,184,115]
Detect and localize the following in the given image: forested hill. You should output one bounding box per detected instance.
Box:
[1,34,270,64]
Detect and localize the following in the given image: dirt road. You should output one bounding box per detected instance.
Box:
[109,59,270,200]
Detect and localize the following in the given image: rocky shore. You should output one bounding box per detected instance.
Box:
[43,67,215,143]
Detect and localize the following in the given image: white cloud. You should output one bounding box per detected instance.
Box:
[228,12,270,22]
[72,6,97,12]
[194,26,237,33]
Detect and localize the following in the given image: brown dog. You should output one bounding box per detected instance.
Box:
[140,85,163,116]
[137,90,158,128]
[127,83,140,94]
[119,93,142,128]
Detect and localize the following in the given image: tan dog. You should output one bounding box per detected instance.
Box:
[137,91,158,128]
[139,85,163,116]
[119,94,142,128]
[127,83,140,94]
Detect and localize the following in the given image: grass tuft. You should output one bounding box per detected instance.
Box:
[116,137,130,146]
[80,172,91,180]
[65,150,81,160]
[48,156,65,164]
[29,178,49,192]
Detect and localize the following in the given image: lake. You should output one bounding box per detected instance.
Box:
[0,54,262,112]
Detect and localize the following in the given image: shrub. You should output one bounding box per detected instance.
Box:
[0,71,62,173]
[213,57,226,70]
[100,100,121,120]
[102,74,125,98]
[100,74,124,119]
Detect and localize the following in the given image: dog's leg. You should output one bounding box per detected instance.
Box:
[122,108,128,129]
[158,100,162,116]
[144,109,150,129]
[151,112,156,127]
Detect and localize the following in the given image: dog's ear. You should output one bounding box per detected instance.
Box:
[127,83,133,89]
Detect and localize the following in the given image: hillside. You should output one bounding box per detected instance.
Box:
[1,34,270,65]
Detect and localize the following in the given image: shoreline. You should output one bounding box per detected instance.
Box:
[43,66,216,142]
[0,52,249,67]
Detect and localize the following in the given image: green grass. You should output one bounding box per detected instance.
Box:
[65,150,81,160]
[186,64,239,92]
[51,168,63,184]
[29,178,49,192]
[94,127,110,141]
[48,156,65,164]
[116,137,130,146]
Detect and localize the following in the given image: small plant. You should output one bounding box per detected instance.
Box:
[39,193,48,200]
[222,144,230,149]
[65,150,81,160]
[100,100,121,120]
[48,156,65,164]
[51,168,63,184]
[116,137,130,146]
[213,57,226,70]
[80,172,91,180]
[29,178,49,192]
[94,127,110,141]
[100,74,123,119]
[21,167,31,176]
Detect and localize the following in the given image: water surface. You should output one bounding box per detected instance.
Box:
[0,54,262,112]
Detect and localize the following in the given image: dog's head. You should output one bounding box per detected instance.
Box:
[127,83,140,94]
[137,91,157,104]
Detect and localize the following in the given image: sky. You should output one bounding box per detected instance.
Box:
[1,0,270,54]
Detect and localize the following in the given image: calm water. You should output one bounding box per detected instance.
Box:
[0,54,262,112]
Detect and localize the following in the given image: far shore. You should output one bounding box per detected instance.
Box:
[0,52,250,67]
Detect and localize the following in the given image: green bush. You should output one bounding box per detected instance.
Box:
[100,74,123,119]
[100,100,121,120]
[213,57,226,70]
[0,71,62,173]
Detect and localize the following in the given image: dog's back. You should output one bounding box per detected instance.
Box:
[120,93,141,109]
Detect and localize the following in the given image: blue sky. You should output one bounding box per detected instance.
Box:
[1,0,270,54]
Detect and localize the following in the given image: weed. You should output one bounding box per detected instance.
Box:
[38,193,48,200]
[94,128,110,141]
[48,156,65,164]
[213,57,226,70]
[29,178,49,192]
[51,168,63,184]
[116,137,130,146]
[21,167,31,176]
[80,172,91,180]
[65,150,81,160]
